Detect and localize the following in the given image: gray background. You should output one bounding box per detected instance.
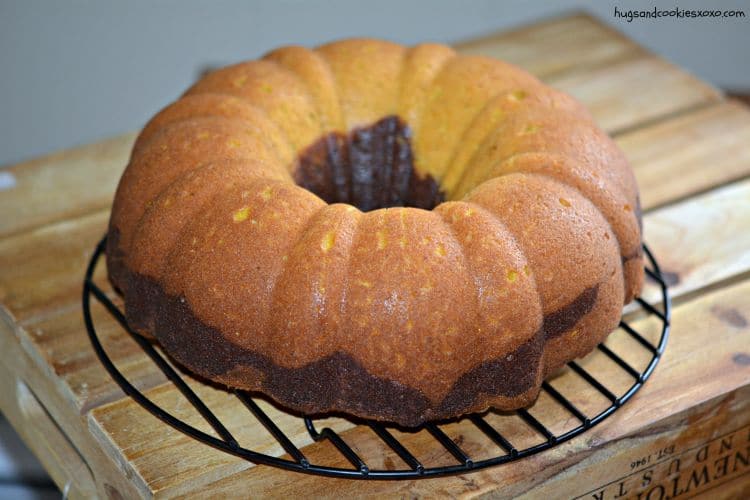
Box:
[1,0,749,167]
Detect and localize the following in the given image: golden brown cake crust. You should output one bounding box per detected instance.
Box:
[107,39,643,427]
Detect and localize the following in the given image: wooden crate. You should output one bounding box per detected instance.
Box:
[1,11,749,499]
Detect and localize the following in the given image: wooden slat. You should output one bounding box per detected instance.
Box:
[638,179,750,308]
[178,277,750,498]
[0,338,97,498]
[24,303,166,414]
[619,100,750,210]
[455,12,639,77]
[525,408,750,499]
[620,178,750,320]
[0,133,135,239]
[89,379,355,498]
[0,210,110,325]
[0,313,148,499]
[550,55,721,134]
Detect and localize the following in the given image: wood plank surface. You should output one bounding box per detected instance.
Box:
[0,133,135,239]
[643,180,750,304]
[0,11,748,499]
[88,380,355,498]
[553,54,720,134]
[619,100,750,211]
[455,12,639,78]
[0,210,111,325]
[0,310,146,499]
[0,344,97,499]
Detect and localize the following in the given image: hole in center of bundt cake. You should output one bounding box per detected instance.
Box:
[293,115,445,212]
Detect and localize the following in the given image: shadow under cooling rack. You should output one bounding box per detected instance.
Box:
[83,238,670,479]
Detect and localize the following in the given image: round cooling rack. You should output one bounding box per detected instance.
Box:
[83,237,670,479]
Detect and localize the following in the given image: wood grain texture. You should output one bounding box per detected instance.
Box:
[89,380,356,498]
[619,100,750,210]
[0,11,748,498]
[0,313,145,499]
[550,55,721,134]
[0,210,111,325]
[641,180,750,307]
[0,345,97,499]
[455,12,639,77]
[0,133,135,239]
[24,302,165,414]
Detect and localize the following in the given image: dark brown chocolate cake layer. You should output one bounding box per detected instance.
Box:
[295,115,444,212]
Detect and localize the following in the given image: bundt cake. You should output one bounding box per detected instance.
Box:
[107,39,643,427]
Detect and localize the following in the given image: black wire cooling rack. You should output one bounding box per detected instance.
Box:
[83,237,670,479]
